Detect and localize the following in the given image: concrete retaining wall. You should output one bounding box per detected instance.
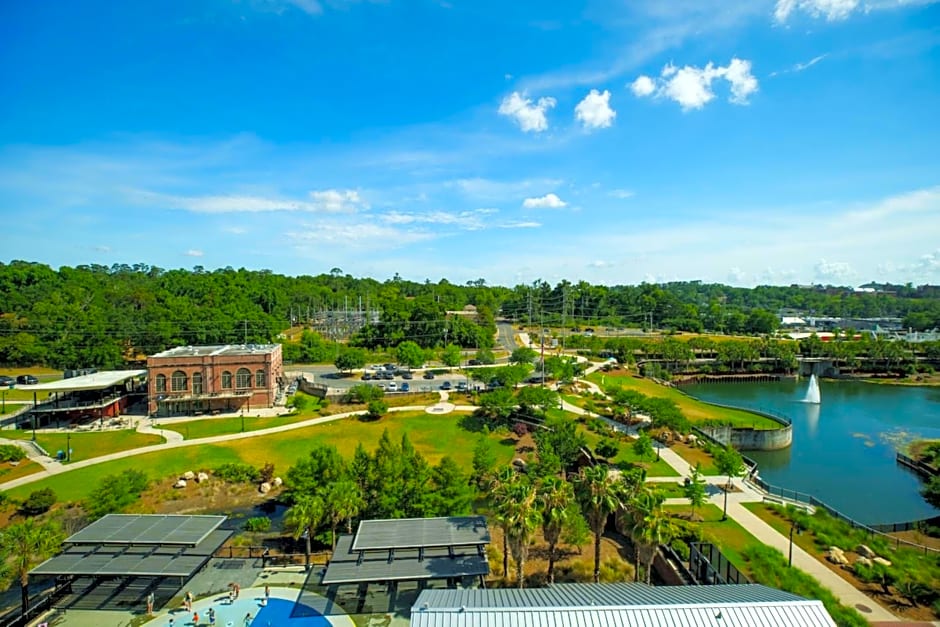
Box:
[697,423,793,451]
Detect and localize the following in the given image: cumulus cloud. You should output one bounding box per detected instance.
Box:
[522,193,567,209]
[185,249,204,257]
[308,189,369,212]
[814,258,855,282]
[631,58,758,111]
[574,89,616,129]
[498,91,557,133]
[630,76,656,97]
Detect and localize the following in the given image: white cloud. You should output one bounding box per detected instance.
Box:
[915,249,940,275]
[728,267,748,283]
[630,75,656,97]
[380,208,497,231]
[135,188,367,214]
[814,258,855,282]
[522,193,567,209]
[770,54,827,76]
[288,222,434,249]
[497,91,557,133]
[775,0,859,22]
[609,189,635,199]
[185,249,204,257]
[588,260,615,268]
[94,245,111,253]
[498,220,541,229]
[575,89,617,129]
[631,57,758,110]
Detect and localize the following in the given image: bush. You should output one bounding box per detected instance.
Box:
[670,538,690,561]
[366,399,388,419]
[595,438,619,460]
[22,487,56,515]
[512,422,529,437]
[0,444,26,463]
[85,470,149,520]
[348,384,384,404]
[214,463,261,484]
[598,556,635,583]
[244,516,271,532]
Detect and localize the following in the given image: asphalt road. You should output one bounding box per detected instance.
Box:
[496,321,517,352]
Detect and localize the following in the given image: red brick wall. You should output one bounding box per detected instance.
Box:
[146,345,283,415]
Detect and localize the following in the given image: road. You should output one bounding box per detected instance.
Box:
[496,321,517,352]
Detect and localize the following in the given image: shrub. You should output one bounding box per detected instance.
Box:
[85,470,149,520]
[348,384,384,404]
[260,462,276,484]
[22,487,57,515]
[366,399,388,419]
[670,538,690,561]
[512,422,529,437]
[595,438,619,460]
[598,556,635,583]
[0,444,26,463]
[244,516,271,532]
[214,463,261,484]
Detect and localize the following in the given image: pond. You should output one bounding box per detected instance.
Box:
[687,379,940,524]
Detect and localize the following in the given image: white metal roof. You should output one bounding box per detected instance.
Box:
[16,370,146,393]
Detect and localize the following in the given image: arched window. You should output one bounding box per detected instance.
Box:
[236,368,252,389]
[192,372,203,395]
[171,370,188,392]
[255,369,266,387]
[221,371,233,389]
[155,374,166,393]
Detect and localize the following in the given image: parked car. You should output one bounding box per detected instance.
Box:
[361,372,373,380]
[400,382,410,392]
[0,375,14,387]
[401,371,414,380]
[423,372,435,380]
[387,382,398,392]
[456,381,468,391]
[382,371,394,380]
[383,363,397,371]
[440,381,452,390]
[468,359,482,366]
[16,374,38,385]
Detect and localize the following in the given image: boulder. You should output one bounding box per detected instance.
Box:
[856,544,875,559]
[174,479,187,489]
[272,477,283,488]
[687,434,698,444]
[183,470,195,481]
[872,557,892,567]
[854,556,873,569]
[825,547,848,565]
[196,472,209,483]
[259,482,272,494]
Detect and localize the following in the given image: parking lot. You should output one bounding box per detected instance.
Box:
[285,365,481,395]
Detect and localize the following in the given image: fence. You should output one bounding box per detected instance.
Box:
[689,542,750,585]
[212,545,330,567]
[746,476,940,555]
[896,451,939,479]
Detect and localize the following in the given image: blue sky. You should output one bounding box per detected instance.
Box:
[1,0,939,287]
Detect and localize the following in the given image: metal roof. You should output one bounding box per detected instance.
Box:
[352,516,490,551]
[321,534,489,585]
[16,370,146,393]
[414,583,806,608]
[30,529,231,578]
[149,344,278,359]
[65,514,226,547]
[409,602,837,627]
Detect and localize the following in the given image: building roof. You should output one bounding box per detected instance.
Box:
[149,344,279,359]
[411,584,836,627]
[65,514,226,546]
[353,516,490,551]
[16,370,146,393]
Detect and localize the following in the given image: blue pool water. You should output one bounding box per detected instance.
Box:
[178,596,330,626]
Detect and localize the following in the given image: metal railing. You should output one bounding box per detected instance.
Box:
[689,542,749,585]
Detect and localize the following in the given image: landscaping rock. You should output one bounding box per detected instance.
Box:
[872,556,892,567]
[174,479,187,489]
[826,547,848,565]
[856,544,876,559]
[272,477,283,487]
[196,472,209,483]
[183,470,195,481]
[854,556,873,569]
[259,482,272,494]
[687,434,698,444]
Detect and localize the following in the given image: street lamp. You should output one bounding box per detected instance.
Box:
[66,431,71,462]
[788,520,803,567]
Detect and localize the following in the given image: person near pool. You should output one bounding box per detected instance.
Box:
[243,612,252,626]
[146,590,154,615]
[207,607,216,625]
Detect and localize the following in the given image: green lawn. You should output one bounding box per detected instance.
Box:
[163,413,318,439]
[671,441,720,475]
[0,458,44,482]
[4,411,517,503]
[3,429,165,463]
[665,503,761,572]
[579,427,679,477]
[586,372,781,430]
[652,482,686,499]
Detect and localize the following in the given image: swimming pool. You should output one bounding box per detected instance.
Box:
[149,587,351,627]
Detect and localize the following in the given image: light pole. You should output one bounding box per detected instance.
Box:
[788,521,802,567]
[66,432,71,462]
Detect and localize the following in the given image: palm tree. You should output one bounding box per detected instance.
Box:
[629,487,672,584]
[0,518,64,613]
[326,479,363,549]
[574,465,628,583]
[683,463,707,521]
[502,478,541,588]
[538,476,575,584]
[489,466,516,578]
[285,495,325,570]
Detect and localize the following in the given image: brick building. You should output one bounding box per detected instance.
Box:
[146,344,283,416]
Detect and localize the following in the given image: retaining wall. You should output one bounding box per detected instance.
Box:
[697,423,793,451]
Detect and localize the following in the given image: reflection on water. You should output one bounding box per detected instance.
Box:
[689,379,940,524]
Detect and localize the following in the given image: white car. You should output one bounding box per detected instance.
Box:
[387,382,398,392]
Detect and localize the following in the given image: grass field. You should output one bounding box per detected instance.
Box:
[665,503,760,572]
[163,413,319,439]
[0,458,44,482]
[586,372,781,430]
[2,429,165,463]
[578,427,679,477]
[671,441,720,475]
[3,411,516,503]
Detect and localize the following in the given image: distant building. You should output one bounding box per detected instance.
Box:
[146,344,283,416]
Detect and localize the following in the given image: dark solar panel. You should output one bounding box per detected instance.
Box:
[321,554,489,585]
[66,514,226,546]
[352,516,490,551]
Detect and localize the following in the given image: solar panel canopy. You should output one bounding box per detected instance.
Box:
[65,514,225,546]
[352,516,489,551]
